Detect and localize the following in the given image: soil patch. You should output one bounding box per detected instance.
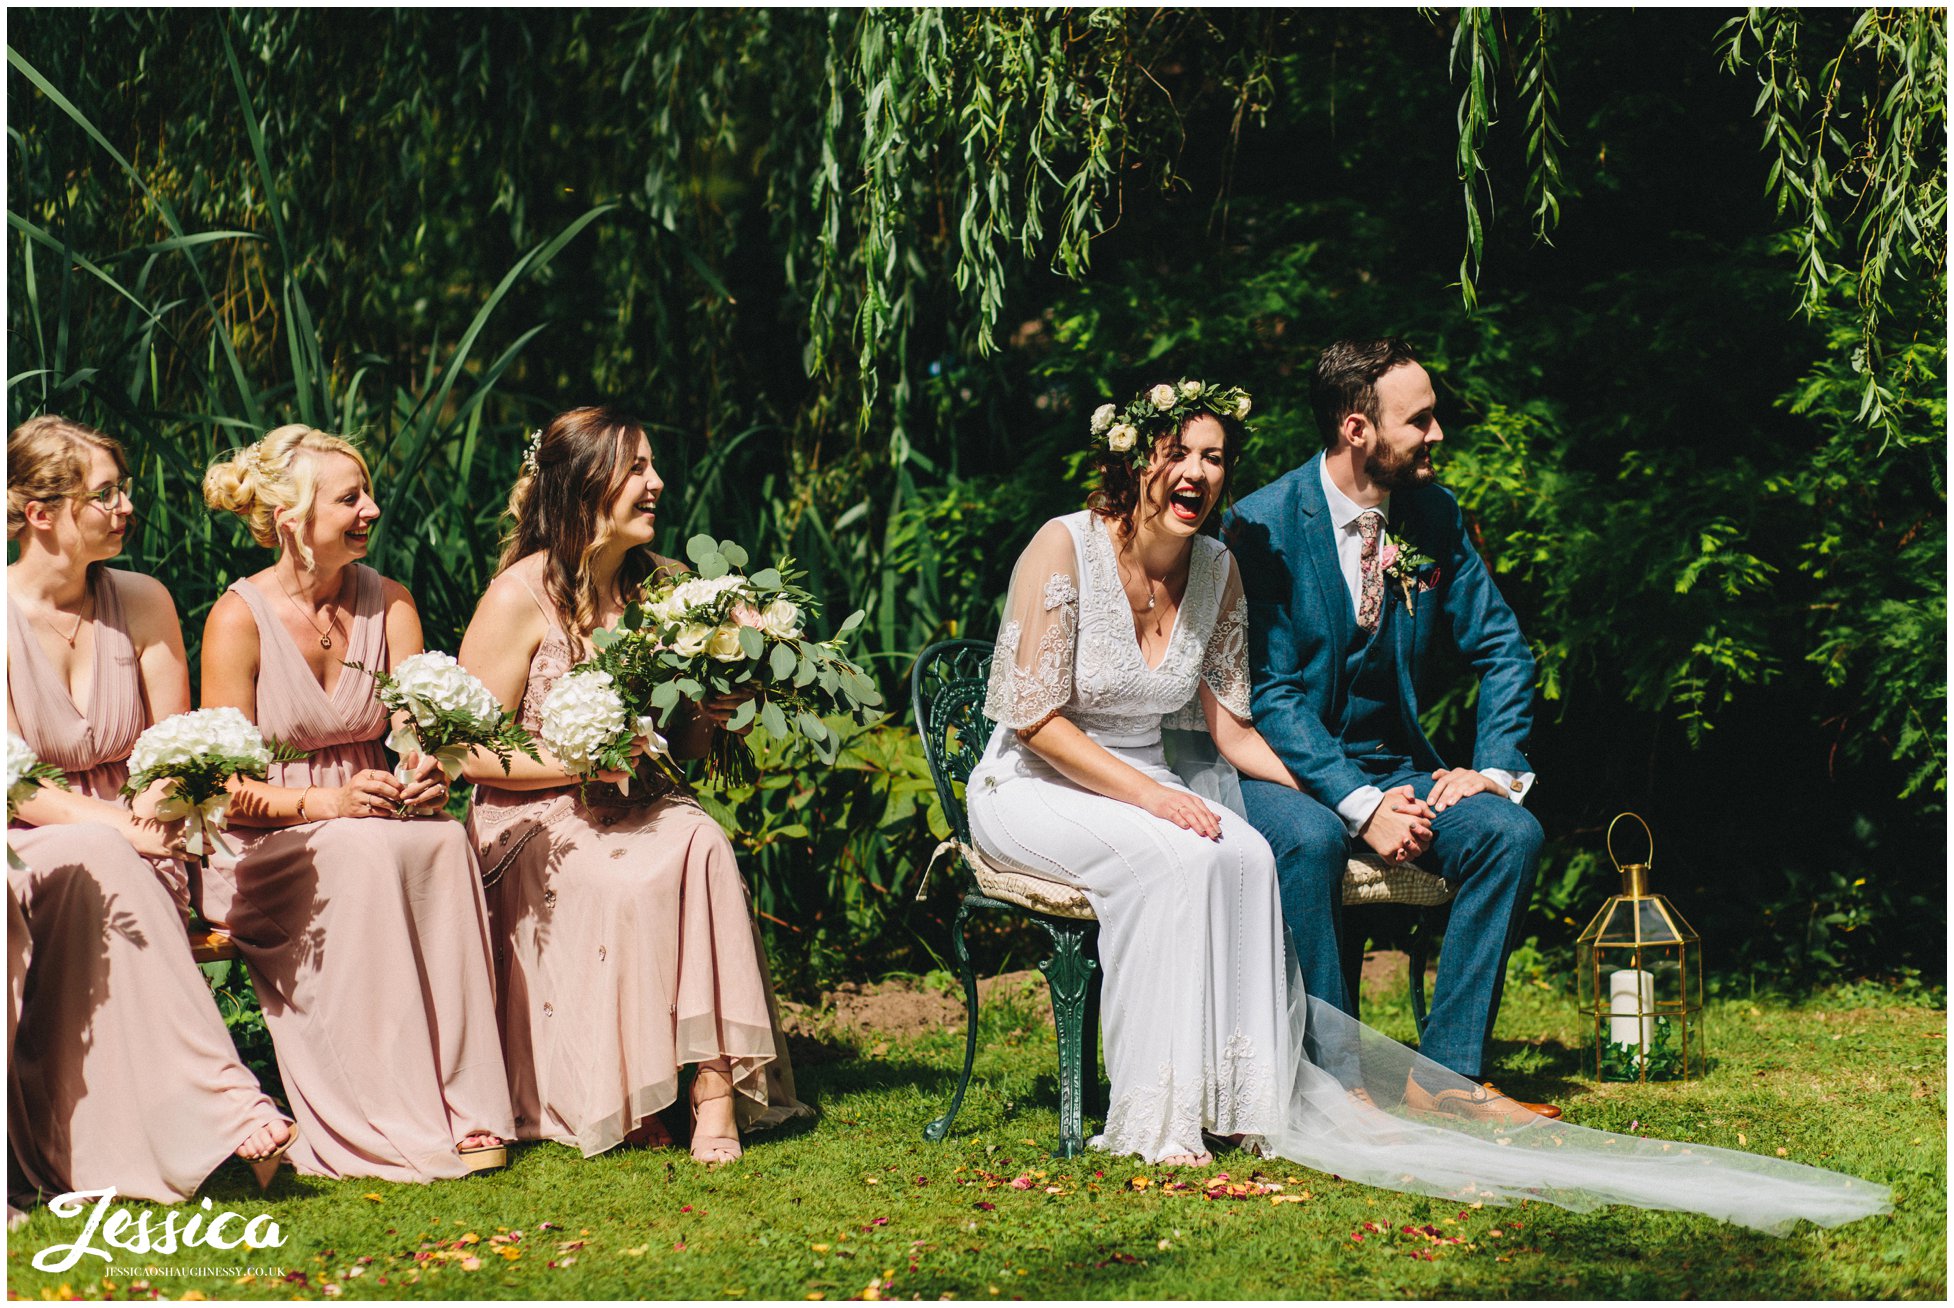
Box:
[779,969,1052,1043]
[781,953,1425,1047]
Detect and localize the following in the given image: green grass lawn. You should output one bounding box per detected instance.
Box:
[7,977,1944,1301]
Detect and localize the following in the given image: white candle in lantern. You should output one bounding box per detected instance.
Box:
[1608,968,1654,1050]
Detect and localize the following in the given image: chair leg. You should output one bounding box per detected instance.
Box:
[1081,931,1104,1118]
[1039,920,1097,1159]
[1339,914,1367,1022]
[924,897,981,1143]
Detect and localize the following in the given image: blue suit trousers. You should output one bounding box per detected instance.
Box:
[1241,768,1542,1079]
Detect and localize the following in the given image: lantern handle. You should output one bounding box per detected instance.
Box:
[1606,812,1654,871]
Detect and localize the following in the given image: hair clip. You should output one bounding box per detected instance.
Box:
[521,429,543,475]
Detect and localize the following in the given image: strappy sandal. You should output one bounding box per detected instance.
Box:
[458,1131,508,1173]
[241,1121,298,1193]
[688,1065,743,1167]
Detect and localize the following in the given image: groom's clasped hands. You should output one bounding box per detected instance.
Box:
[1358,784,1432,864]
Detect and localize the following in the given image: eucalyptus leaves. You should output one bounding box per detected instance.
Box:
[582,534,883,787]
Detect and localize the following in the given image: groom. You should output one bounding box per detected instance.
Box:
[1225,337,1557,1121]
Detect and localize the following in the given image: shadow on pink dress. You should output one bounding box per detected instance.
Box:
[199,565,514,1182]
[7,569,280,1202]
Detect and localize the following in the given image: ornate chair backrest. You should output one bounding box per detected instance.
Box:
[910,638,995,849]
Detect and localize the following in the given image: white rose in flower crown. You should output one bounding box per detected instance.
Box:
[1148,384,1176,410]
[1234,393,1253,419]
[537,668,629,773]
[1180,379,1203,398]
[1107,423,1138,453]
[759,599,802,640]
[672,623,712,658]
[706,624,746,662]
[1089,403,1116,435]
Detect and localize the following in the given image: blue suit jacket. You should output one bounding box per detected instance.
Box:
[1223,453,1534,810]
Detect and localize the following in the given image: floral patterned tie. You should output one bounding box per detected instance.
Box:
[1356,510,1385,632]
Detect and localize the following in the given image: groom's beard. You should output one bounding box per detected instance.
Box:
[1365,442,1437,492]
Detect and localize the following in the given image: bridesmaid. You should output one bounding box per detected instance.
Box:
[198,423,515,1182]
[458,406,808,1164]
[6,414,292,1202]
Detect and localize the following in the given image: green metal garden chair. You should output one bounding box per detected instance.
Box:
[909,637,1456,1159]
[911,639,1104,1158]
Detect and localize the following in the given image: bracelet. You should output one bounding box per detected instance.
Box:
[296,785,314,823]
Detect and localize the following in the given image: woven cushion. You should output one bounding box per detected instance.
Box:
[1341,853,1453,907]
[958,843,1097,920]
[950,843,1449,920]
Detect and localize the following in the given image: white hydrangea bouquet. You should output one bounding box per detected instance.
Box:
[350,651,539,792]
[536,666,676,798]
[120,707,291,858]
[7,732,71,870]
[586,534,883,787]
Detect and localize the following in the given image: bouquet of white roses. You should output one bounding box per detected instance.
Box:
[351,651,540,785]
[7,732,70,870]
[535,666,675,798]
[589,534,883,786]
[120,707,290,858]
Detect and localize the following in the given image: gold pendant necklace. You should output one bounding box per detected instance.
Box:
[278,574,342,649]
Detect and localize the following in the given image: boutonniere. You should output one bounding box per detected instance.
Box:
[1379,531,1439,614]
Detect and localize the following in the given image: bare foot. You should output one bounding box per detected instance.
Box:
[235,1119,293,1162]
[458,1130,504,1152]
[1157,1150,1213,1168]
[623,1114,675,1149]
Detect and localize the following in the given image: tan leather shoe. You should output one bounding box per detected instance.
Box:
[1403,1075,1561,1123]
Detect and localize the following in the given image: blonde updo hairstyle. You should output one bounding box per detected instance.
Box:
[7,414,130,540]
[203,424,373,571]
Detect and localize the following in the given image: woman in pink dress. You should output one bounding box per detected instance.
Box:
[459,406,807,1164]
[198,423,514,1182]
[6,414,292,1203]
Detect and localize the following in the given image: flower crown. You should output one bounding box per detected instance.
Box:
[520,428,543,475]
[1088,378,1253,468]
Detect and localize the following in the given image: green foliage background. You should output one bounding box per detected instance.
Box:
[8,8,1945,994]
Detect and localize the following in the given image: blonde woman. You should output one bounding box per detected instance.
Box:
[7,415,291,1202]
[458,406,807,1164]
[199,424,513,1181]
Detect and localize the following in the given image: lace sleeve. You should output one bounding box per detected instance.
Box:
[983,521,1081,731]
[1202,554,1252,722]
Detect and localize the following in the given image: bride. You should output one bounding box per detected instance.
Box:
[964,378,1889,1234]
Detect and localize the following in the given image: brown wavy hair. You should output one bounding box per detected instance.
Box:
[1085,398,1246,542]
[8,414,129,540]
[496,406,656,637]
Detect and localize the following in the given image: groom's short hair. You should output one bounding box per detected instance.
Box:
[1310,337,1420,448]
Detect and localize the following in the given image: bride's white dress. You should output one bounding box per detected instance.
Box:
[965,510,1889,1235]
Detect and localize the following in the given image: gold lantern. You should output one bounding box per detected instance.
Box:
[1575,814,1704,1081]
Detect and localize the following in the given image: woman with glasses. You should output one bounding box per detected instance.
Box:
[6,414,294,1204]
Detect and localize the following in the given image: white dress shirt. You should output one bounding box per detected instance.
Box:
[1315,460,1533,836]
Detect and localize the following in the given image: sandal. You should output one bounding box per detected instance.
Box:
[457,1131,508,1173]
[239,1120,297,1193]
[687,1062,743,1167]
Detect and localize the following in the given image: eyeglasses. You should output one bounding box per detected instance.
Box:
[70,477,134,512]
